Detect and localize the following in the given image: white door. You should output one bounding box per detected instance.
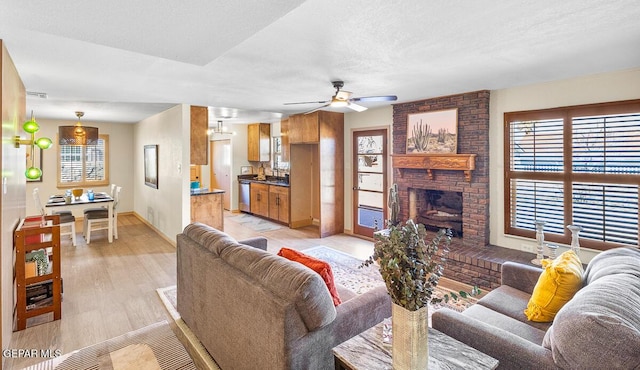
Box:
[211,139,231,210]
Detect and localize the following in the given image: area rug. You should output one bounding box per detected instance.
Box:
[225,213,282,232]
[302,246,476,313]
[25,321,195,370]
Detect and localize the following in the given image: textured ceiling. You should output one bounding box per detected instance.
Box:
[1,0,639,124]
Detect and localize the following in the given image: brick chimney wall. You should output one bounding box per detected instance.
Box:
[392,90,491,248]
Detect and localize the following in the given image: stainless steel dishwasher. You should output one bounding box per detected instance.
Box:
[239,181,251,213]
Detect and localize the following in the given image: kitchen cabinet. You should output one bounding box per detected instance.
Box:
[248,123,271,162]
[250,182,270,218]
[191,191,224,230]
[280,118,290,162]
[191,105,208,165]
[190,165,201,182]
[269,185,289,224]
[288,115,302,144]
[289,111,344,237]
[289,111,334,144]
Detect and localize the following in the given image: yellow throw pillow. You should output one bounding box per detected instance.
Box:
[524,250,584,322]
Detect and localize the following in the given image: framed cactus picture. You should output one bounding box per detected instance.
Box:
[406,108,458,154]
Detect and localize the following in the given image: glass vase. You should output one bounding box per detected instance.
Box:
[567,225,582,254]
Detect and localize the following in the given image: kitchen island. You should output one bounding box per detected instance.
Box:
[190,188,224,230]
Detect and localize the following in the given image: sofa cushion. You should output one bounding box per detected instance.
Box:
[278,248,342,306]
[542,253,640,370]
[524,250,584,322]
[477,285,552,332]
[460,304,548,345]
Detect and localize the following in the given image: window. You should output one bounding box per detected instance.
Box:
[57,134,109,187]
[504,100,640,251]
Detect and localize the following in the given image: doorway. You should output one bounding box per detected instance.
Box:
[210,139,231,210]
[352,129,388,238]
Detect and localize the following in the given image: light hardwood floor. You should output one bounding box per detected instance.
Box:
[6,211,473,369]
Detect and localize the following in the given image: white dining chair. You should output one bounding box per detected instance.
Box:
[83,186,121,244]
[33,188,77,246]
[83,184,117,215]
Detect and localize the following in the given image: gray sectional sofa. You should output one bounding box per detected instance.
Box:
[176,222,392,370]
[432,247,640,369]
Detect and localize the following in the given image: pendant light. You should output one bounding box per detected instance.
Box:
[58,111,99,145]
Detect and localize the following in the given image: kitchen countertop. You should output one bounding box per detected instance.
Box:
[238,175,289,187]
[190,188,225,196]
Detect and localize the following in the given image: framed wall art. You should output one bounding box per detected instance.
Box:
[144,144,158,189]
[406,108,458,154]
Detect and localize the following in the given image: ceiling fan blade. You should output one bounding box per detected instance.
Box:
[348,103,368,112]
[350,95,398,102]
[303,104,330,115]
[284,100,329,105]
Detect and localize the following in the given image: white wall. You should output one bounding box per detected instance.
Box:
[490,68,640,262]
[343,106,393,232]
[133,104,190,242]
[25,119,134,217]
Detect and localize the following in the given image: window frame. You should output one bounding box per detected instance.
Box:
[57,133,110,188]
[504,99,640,251]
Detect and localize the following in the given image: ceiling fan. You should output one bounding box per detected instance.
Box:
[284,81,397,114]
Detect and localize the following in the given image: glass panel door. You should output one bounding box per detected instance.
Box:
[353,129,387,238]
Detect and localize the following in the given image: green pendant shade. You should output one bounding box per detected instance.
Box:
[35,137,53,149]
[25,167,42,180]
[14,111,52,180]
[23,119,40,134]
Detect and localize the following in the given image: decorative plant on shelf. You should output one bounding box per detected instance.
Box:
[362,219,479,311]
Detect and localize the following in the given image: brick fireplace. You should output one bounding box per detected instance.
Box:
[392,90,491,247]
[391,90,514,289]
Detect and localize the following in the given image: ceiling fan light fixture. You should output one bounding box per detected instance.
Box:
[330,97,349,108]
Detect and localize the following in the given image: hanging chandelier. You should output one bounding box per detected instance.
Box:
[58,111,99,145]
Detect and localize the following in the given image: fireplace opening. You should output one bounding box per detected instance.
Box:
[409,189,463,236]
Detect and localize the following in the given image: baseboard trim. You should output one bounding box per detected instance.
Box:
[132,212,176,247]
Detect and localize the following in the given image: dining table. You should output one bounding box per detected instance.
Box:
[45,192,115,243]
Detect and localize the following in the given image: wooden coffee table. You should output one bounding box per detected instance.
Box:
[333,322,498,370]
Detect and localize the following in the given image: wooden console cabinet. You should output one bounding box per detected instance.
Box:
[14,215,62,331]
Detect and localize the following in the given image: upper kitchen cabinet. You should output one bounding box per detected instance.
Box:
[280,118,290,162]
[190,105,209,165]
[288,111,341,144]
[248,123,271,162]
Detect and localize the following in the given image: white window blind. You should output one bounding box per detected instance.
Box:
[505,101,640,250]
[58,135,109,187]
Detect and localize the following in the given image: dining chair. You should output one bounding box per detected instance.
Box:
[82,183,117,215]
[32,188,77,246]
[83,186,121,244]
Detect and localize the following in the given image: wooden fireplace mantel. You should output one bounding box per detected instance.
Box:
[392,154,477,182]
